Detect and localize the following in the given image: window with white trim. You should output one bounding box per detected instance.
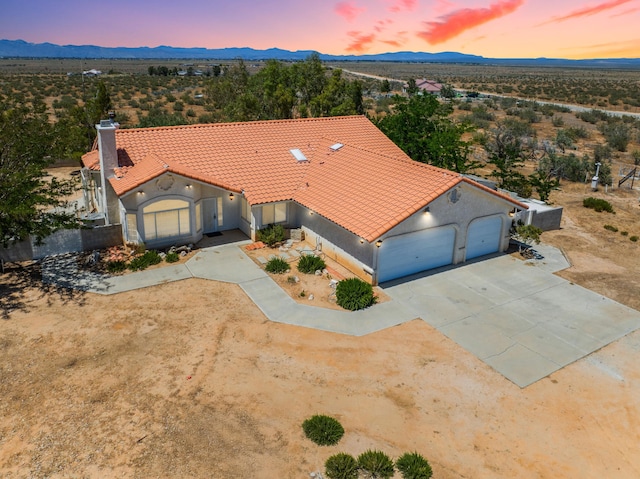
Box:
[143,199,191,241]
[261,202,287,225]
[195,202,202,232]
[241,197,250,222]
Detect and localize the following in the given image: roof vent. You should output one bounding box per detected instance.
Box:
[290,148,308,162]
[330,143,344,151]
[99,119,113,127]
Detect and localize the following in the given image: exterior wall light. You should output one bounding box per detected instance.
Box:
[424,206,430,213]
[137,191,144,195]
[375,240,382,247]
[360,238,364,244]
[229,193,234,200]
[186,184,192,189]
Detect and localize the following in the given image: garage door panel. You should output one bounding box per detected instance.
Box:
[466,216,503,260]
[378,226,455,283]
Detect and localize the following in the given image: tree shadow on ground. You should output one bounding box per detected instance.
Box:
[0,260,89,320]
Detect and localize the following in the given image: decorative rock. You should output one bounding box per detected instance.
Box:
[315,269,322,276]
[294,276,300,283]
[180,251,187,257]
[308,294,314,300]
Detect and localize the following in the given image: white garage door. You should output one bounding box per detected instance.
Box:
[466,216,503,260]
[378,226,455,283]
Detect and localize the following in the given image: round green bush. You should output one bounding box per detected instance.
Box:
[106,260,127,274]
[301,414,344,446]
[128,250,162,271]
[357,450,395,479]
[265,256,290,274]
[165,251,180,263]
[325,453,358,479]
[396,452,433,479]
[297,254,326,274]
[336,277,377,311]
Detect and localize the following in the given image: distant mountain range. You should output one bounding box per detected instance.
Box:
[2,39,640,68]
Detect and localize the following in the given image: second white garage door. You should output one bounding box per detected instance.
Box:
[377,226,456,283]
[466,215,503,260]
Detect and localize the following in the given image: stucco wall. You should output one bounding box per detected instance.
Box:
[379,182,513,264]
[119,173,241,247]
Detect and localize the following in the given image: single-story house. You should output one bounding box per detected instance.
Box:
[81,116,526,284]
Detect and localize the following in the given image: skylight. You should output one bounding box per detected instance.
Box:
[330,143,344,151]
[290,148,307,162]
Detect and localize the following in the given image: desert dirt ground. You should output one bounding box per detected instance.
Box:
[2,178,640,478]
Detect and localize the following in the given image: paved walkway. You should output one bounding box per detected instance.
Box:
[40,242,640,388]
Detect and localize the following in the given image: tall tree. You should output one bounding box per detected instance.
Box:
[0,102,77,247]
[375,94,476,173]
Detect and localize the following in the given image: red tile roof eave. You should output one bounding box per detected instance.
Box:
[111,166,244,197]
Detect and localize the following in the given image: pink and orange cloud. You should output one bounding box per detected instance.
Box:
[418,0,524,44]
[335,1,366,22]
[544,0,634,24]
[346,31,377,52]
[389,0,418,13]
[373,19,394,33]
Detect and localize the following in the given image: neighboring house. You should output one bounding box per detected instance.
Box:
[416,79,443,95]
[403,79,443,95]
[81,116,526,284]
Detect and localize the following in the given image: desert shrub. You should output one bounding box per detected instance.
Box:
[302,415,344,446]
[325,453,359,479]
[256,224,285,247]
[583,197,614,213]
[551,115,564,127]
[106,260,127,274]
[567,126,589,139]
[396,452,433,479]
[630,236,638,242]
[165,251,180,263]
[621,231,629,236]
[265,256,290,274]
[357,450,395,479]
[128,250,162,271]
[603,224,618,232]
[336,277,377,311]
[297,254,326,274]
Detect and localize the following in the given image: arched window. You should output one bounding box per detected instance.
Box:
[143,199,190,241]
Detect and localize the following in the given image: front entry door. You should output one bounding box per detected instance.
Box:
[203,198,222,233]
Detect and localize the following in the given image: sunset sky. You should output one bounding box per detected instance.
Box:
[2,0,639,59]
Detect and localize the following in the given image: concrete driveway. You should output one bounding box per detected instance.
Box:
[40,240,640,388]
[383,244,640,387]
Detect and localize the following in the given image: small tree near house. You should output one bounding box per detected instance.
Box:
[512,224,543,253]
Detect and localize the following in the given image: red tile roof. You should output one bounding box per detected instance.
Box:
[82,116,524,242]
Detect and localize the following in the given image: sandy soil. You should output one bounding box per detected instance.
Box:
[242,243,390,310]
[1,181,640,478]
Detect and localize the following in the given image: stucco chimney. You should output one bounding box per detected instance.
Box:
[96,119,118,179]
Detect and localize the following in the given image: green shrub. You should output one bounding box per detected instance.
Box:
[106,260,127,274]
[128,250,162,271]
[165,251,180,263]
[630,236,638,242]
[396,452,433,479]
[265,256,290,274]
[621,231,629,236]
[297,254,326,274]
[583,197,614,213]
[604,224,618,232]
[357,450,395,479]
[325,453,359,479]
[336,278,377,311]
[302,415,344,446]
[256,224,285,247]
